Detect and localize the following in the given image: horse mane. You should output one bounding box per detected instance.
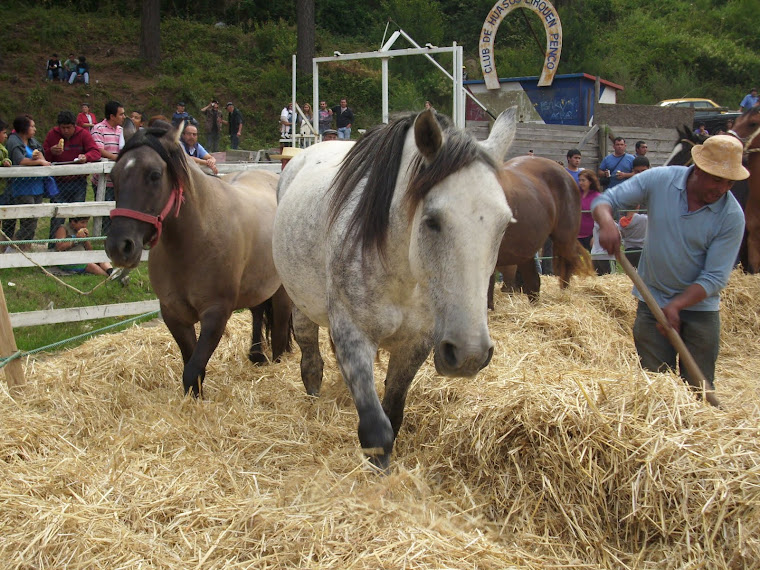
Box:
[117,125,192,194]
[327,112,497,259]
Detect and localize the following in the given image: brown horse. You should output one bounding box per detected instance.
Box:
[105,125,292,396]
[729,107,760,273]
[487,156,592,308]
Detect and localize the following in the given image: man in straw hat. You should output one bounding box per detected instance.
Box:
[592,135,748,391]
[270,146,302,170]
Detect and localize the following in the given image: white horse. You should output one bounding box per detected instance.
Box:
[273,109,516,469]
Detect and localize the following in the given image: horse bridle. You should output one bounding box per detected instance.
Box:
[109,134,187,248]
[729,123,760,155]
[110,185,185,248]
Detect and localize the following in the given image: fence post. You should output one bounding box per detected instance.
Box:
[0,281,25,389]
[93,172,108,237]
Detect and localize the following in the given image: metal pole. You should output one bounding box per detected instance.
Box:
[382,57,389,124]
[313,58,319,140]
[291,54,297,148]
[396,29,495,119]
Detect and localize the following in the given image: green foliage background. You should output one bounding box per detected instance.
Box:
[3,0,759,152]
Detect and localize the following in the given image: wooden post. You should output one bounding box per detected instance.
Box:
[0,280,25,388]
[615,250,721,408]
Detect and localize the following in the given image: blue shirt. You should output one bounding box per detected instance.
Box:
[599,153,635,189]
[181,140,209,159]
[565,167,581,186]
[740,93,758,110]
[591,165,744,311]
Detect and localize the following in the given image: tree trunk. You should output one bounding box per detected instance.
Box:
[296,0,315,77]
[140,0,161,67]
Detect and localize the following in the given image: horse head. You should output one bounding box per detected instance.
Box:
[105,124,191,268]
[730,107,760,153]
[407,108,516,377]
[664,124,706,166]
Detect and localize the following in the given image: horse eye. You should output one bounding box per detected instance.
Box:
[423,215,441,232]
[149,170,161,182]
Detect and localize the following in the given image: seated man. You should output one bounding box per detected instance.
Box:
[322,129,339,141]
[63,54,78,79]
[180,124,218,174]
[54,217,115,277]
[68,56,90,85]
[46,54,63,81]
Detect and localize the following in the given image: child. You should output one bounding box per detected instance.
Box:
[55,217,115,276]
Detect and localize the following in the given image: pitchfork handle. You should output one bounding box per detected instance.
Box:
[615,250,722,409]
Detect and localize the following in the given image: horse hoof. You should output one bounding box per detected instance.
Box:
[248,351,269,366]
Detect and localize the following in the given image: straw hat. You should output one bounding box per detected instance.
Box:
[270,146,303,160]
[691,135,749,180]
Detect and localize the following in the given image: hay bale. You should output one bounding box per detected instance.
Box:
[1,271,758,568]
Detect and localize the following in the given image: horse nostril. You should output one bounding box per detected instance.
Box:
[480,346,494,370]
[441,341,458,368]
[122,239,134,256]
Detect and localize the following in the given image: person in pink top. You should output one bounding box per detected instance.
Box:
[577,169,602,252]
[91,100,125,234]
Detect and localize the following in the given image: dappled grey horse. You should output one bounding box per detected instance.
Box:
[273,108,517,469]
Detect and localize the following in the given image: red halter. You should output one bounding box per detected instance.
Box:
[110,185,185,248]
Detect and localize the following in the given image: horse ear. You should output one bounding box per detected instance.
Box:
[414,109,443,162]
[122,117,136,142]
[480,106,517,162]
[170,123,183,145]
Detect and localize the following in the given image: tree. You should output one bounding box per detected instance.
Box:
[140,0,161,67]
[296,0,315,77]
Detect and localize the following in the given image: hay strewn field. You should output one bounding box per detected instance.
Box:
[1,272,759,569]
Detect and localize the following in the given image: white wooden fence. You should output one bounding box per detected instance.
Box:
[0,160,279,328]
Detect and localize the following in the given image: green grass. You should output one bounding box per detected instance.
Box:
[2,262,157,353]
[2,195,158,354]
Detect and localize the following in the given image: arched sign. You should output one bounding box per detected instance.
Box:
[479,0,562,89]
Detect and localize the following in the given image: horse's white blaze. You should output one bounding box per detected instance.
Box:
[663,142,684,166]
[122,156,137,172]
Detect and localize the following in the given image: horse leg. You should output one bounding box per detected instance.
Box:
[182,305,231,397]
[500,265,517,292]
[382,340,432,439]
[330,313,393,470]
[293,307,324,396]
[269,285,293,363]
[747,230,760,274]
[162,309,197,368]
[248,304,269,365]
[517,259,540,302]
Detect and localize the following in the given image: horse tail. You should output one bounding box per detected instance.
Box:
[554,239,595,288]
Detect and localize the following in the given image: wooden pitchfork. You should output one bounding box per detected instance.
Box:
[615,250,722,408]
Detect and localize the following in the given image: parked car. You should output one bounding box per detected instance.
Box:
[657,98,740,134]
[657,98,723,110]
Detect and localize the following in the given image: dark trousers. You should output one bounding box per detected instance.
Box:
[593,259,614,275]
[206,131,219,153]
[11,194,44,242]
[101,185,115,236]
[633,301,720,388]
[578,235,592,252]
[48,177,88,248]
[0,189,15,241]
[230,133,240,149]
[541,238,553,275]
[624,248,642,269]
